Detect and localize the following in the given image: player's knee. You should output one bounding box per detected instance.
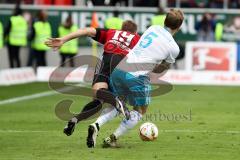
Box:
[92,82,108,90]
[140,107,147,115]
[133,106,147,115]
[92,82,108,96]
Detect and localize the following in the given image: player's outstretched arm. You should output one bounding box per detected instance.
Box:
[45,27,96,50]
[60,27,97,42]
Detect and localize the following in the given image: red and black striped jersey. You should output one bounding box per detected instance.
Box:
[92,28,140,56]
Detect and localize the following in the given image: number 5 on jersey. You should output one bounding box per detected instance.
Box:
[139,32,158,48]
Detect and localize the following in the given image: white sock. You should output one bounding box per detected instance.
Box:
[95,106,118,127]
[113,110,142,138]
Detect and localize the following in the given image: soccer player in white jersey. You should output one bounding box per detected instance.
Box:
[87,9,184,148]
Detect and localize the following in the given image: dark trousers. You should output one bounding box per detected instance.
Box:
[27,48,36,67]
[34,50,47,66]
[7,45,21,68]
[60,53,75,67]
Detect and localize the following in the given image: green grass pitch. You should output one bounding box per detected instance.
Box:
[0,83,239,160]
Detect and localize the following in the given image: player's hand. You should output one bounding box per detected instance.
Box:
[45,38,64,51]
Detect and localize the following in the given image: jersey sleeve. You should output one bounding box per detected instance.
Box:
[165,46,180,64]
[92,28,108,44]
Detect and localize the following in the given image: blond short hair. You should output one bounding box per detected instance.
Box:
[121,20,137,33]
[164,9,184,30]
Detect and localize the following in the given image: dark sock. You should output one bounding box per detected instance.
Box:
[75,99,102,122]
[96,88,117,107]
[81,99,102,112]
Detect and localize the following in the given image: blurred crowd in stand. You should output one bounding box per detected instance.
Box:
[0,3,79,69]
[0,1,240,69]
[0,0,240,8]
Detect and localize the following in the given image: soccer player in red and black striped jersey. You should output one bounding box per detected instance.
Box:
[45,20,140,147]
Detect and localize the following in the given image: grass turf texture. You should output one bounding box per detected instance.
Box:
[0,82,239,160]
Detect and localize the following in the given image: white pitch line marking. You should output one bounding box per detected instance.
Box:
[0,90,56,106]
[0,130,53,133]
[0,84,86,106]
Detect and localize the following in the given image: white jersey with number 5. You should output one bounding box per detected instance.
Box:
[117,25,180,76]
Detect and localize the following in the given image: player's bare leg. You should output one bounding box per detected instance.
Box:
[96,88,130,119]
[85,88,128,147]
[92,82,108,96]
[63,82,108,136]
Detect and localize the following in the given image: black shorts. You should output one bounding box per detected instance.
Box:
[92,53,125,86]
